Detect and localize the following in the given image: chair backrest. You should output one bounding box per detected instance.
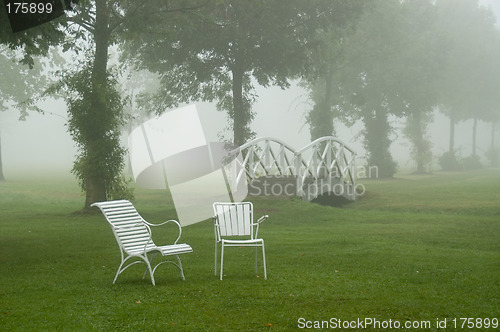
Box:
[213,202,254,240]
[91,200,152,254]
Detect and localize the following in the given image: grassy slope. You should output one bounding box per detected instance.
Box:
[0,169,498,331]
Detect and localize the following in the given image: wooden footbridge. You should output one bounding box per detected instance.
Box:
[225,137,358,201]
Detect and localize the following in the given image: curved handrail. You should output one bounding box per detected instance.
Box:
[229,136,298,156]
[296,136,356,155]
[224,136,357,201]
[228,136,304,178]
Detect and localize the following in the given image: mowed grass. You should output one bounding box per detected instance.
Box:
[0,169,499,331]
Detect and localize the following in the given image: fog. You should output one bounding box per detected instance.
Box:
[1,83,495,178]
[1,0,499,179]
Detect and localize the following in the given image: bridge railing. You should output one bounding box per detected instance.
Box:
[226,136,357,200]
[227,137,302,188]
[295,136,357,200]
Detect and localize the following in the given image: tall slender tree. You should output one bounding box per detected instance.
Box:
[45,0,138,210]
[334,0,409,177]
[44,1,217,210]
[398,0,443,173]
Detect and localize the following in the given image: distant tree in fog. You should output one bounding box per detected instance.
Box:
[0,0,65,181]
[322,0,414,177]
[435,0,500,170]
[303,0,500,175]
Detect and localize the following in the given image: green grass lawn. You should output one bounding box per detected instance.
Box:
[0,169,499,331]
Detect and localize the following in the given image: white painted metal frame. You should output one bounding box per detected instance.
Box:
[296,136,357,201]
[91,200,193,286]
[229,137,300,190]
[213,202,268,280]
[227,136,357,201]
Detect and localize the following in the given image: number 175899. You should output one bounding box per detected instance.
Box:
[451,318,498,329]
[6,2,53,14]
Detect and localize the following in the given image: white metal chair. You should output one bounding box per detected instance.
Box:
[91,200,193,286]
[213,202,268,280]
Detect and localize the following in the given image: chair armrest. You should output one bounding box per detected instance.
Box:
[256,215,269,224]
[143,219,180,227]
[212,216,221,227]
[143,219,182,244]
[253,215,268,238]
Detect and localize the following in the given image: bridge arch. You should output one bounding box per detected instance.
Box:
[296,136,357,201]
[226,136,358,201]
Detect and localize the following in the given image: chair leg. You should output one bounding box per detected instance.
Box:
[144,252,158,280]
[113,261,125,284]
[255,247,258,274]
[220,244,224,280]
[262,241,267,280]
[214,241,218,276]
[137,256,156,286]
[145,257,156,286]
[176,255,186,280]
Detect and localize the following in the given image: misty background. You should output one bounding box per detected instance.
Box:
[1,0,499,178]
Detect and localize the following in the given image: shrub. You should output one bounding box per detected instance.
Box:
[463,154,482,170]
[485,147,500,167]
[439,151,462,171]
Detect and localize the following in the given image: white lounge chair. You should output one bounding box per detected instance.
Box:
[91,200,192,285]
[213,202,268,280]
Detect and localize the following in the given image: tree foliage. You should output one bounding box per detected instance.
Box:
[0,0,65,68]
[303,24,361,141]
[123,0,365,146]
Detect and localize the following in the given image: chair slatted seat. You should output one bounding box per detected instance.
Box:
[92,200,192,286]
[213,202,268,280]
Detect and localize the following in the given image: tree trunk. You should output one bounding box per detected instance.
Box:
[231,64,246,147]
[363,106,396,178]
[472,116,477,156]
[309,67,334,141]
[404,109,432,174]
[309,100,332,142]
[83,0,111,210]
[492,120,496,151]
[0,131,5,181]
[322,66,333,137]
[413,112,425,174]
[491,120,498,167]
[448,113,455,154]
